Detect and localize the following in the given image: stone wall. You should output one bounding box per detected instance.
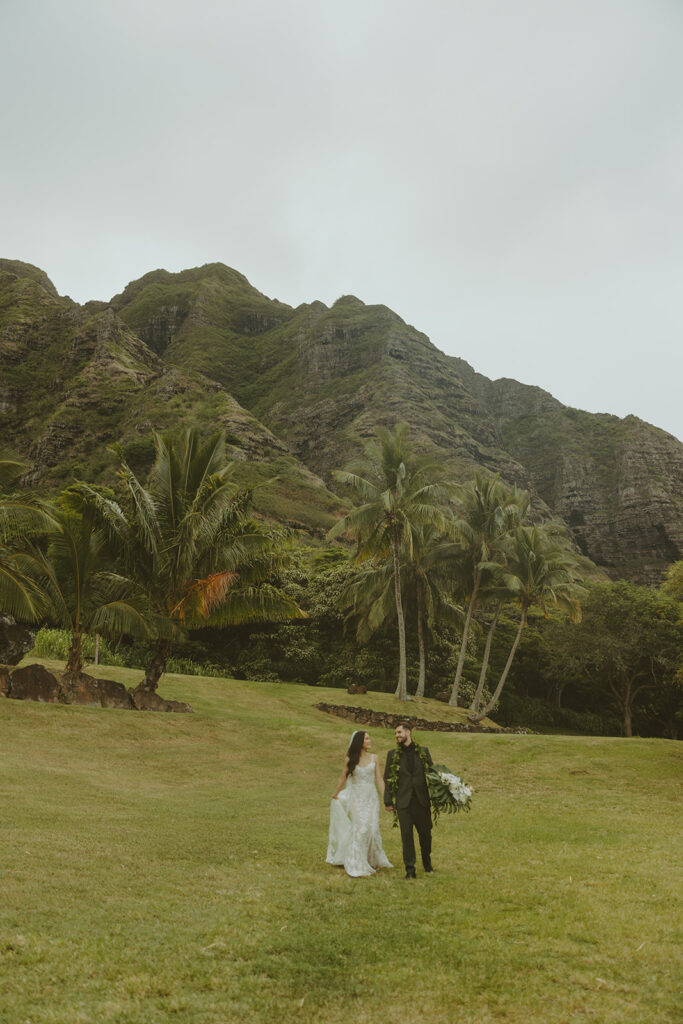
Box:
[315,702,529,734]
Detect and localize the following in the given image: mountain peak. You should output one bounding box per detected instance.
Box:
[0,259,59,298]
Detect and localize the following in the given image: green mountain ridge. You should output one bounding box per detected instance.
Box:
[0,259,345,534]
[2,258,681,581]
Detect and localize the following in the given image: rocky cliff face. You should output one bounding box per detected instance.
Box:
[2,259,681,581]
[450,361,683,581]
[0,261,344,534]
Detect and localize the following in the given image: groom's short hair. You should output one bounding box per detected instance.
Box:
[397,722,413,732]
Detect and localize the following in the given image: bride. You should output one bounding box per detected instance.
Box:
[326,730,393,877]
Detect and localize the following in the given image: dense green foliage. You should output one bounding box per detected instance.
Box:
[2,413,681,736]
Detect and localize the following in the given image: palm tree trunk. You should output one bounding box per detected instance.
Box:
[392,537,408,701]
[622,678,633,737]
[470,602,501,713]
[415,581,426,698]
[608,674,634,738]
[65,632,83,676]
[139,639,172,694]
[470,609,526,723]
[449,570,480,706]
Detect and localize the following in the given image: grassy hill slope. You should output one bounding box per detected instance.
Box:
[2,664,680,1024]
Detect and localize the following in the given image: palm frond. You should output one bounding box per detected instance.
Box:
[207,584,305,627]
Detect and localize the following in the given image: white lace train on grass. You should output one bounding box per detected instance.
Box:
[326,756,393,877]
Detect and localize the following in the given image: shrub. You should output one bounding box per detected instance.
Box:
[32,628,125,666]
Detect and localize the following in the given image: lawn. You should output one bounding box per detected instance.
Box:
[1,663,681,1023]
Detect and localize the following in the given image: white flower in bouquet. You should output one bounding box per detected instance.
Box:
[426,763,473,822]
[438,771,473,804]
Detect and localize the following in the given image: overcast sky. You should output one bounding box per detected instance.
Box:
[2,0,681,440]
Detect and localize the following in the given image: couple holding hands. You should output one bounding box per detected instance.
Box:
[326,723,434,880]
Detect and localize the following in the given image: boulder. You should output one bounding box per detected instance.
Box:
[0,664,11,697]
[60,672,102,707]
[0,614,35,666]
[60,672,134,709]
[129,686,193,713]
[94,677,135,710]
[9,663,63,703]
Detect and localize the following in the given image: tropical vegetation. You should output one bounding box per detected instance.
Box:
[1,424,681,737]
[327,423,451,700]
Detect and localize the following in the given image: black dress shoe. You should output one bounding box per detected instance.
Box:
[405,868,417,879]
[423,861,434,873]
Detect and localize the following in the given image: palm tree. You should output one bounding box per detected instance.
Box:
[468,525,584,724]
[340,525,460,697]
[468,579,509,715]
[406,525,463,697]
[0,459,56,623]
[448,474,529,706]
[80,428,303,694]
[29,490,164,677]
[328,424,451,700]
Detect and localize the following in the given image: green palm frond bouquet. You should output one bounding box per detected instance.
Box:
[426,764,473,824]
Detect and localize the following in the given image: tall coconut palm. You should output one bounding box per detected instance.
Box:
[341,525,461,697]
[0,460,56,623]
[328,424,451,700]
[468,582,509,715]
[448,474,529,706]
[468,525,584,724]
[406,525,463,697]
[78,428,303,694]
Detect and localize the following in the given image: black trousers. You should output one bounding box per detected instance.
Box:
[396,795,432,870]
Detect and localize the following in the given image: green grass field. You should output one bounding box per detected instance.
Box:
[1,663,681,1024]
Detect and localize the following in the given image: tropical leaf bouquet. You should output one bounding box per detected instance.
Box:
[426,764,473,824]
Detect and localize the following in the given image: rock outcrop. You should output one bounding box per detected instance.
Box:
[60,671,134,710]
[3,663,192,712]
[9,663,63,703]
[129,686,193,713]
[0,615,35,665]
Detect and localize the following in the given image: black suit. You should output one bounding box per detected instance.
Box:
[384,743,433,873]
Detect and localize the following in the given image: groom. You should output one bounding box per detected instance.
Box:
[384,723,434,879]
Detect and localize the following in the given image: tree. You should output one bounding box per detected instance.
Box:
[468,525,584,724]
[29,488,163,676]
[661,560,683,603]
[80,428,303,694]
[340,524,461,697]
[448,474,529,706]
[328,424,451,700]
[0,460,57,623]
[410,526,463,696]
[576,581,682,738]
[468,577,510,715]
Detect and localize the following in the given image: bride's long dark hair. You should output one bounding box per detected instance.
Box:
[345,730,367,777]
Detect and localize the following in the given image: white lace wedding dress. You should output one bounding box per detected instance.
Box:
[326,755,393,877]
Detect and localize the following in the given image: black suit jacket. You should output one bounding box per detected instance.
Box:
[384,744,432,809]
